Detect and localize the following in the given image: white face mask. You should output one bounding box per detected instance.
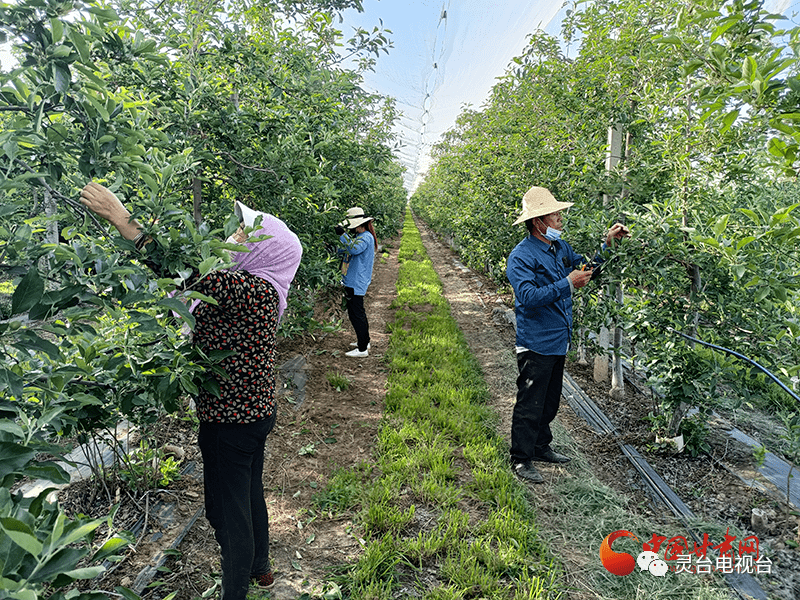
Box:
[544,226,562,242]
[536,218,563,242]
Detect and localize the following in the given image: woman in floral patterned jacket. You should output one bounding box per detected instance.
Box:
[80,183,303,599]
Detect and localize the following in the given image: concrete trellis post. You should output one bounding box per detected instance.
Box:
[595,123,625,400]
[38,190,59,279]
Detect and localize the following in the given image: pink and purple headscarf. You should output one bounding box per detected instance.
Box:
[228,202,303,320]
[179,202,303,322]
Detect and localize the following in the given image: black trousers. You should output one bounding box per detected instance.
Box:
[344,286,370,351]
[198,416,275,600]
[510,351,565,464]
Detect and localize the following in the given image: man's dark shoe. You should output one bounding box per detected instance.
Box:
[514,462,544,483]
[533,447,571,464]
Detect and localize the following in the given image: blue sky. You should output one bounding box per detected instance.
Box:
[339,0,567,191]
[340,0,799,192]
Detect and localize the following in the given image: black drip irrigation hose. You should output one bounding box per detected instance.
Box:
[561,374,769,600]
[668,328,800,406]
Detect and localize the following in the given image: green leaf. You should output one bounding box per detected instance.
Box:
[698,236,720,248]
[16,330,61,360]
[198,256,218,277]
[682,59,704,77]
[62,566,105,580]
[158,297,196,330]
[29,547,87,582]
[712,214,729,236]
[68,28,91,63]
[87,6,119,20]
[3,139,18,162]
[56,521,101,548]
[53,64,71,94]
[185,291,218,306]
[92,536,129,562]
[736,236,756,250]
[33,101,44,133]
[73,63,105,87]
[11,269,44,316]
[115,586,142,600]
[50,19,64,44]
[49,45,71,59]
[743,276,760,288]
[0,368,24,400]
[742,56,757,82]
[23,462,70,485]
[200,377,221,398]
[180,375,198,396]
[0,577,23,593]
[654,35,681,45]
[83,92,110,121]
[771,120,796,136]
[720,109,739,134]
[694,10,722,20]
[0,518,43,556]
[738,208,761,225]
[710,15,742,42]
[0,419,24,438]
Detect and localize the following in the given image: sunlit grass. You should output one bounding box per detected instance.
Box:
[315,211,561,599]
[312,211,737,600]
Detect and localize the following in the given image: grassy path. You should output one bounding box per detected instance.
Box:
[316,212,563,599]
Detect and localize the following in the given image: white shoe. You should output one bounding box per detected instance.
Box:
[345,348,369,358]
[350,342,371,349]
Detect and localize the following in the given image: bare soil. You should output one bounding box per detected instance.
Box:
[60,218,800,600]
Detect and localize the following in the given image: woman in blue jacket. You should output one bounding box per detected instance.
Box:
[336,207,377,357]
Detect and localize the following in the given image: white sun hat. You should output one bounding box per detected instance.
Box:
[512,186,574,225]
[339,206,374,229]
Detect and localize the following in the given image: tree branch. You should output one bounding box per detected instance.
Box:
[13,158,110,234]
[218,151,280,177]
[0,106,33,115]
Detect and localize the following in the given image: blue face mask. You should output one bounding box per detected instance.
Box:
[544,227,562,242]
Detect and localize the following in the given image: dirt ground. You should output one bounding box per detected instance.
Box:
[62,216,800,600]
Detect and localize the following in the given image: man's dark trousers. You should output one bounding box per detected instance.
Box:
[510,351,566,464]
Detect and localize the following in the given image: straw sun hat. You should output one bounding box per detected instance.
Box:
[512,186,574,226]
[339,207,374,229]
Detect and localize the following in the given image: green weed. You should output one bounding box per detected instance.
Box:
[364,502,416,535]
[326,371,351,391]
[119,440,182,490]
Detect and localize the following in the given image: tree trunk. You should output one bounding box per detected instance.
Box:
[192,176,202,226]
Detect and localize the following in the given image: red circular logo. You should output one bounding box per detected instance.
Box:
[600,530,639,576]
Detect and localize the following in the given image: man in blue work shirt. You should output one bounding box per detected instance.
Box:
[507,186,629,483]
